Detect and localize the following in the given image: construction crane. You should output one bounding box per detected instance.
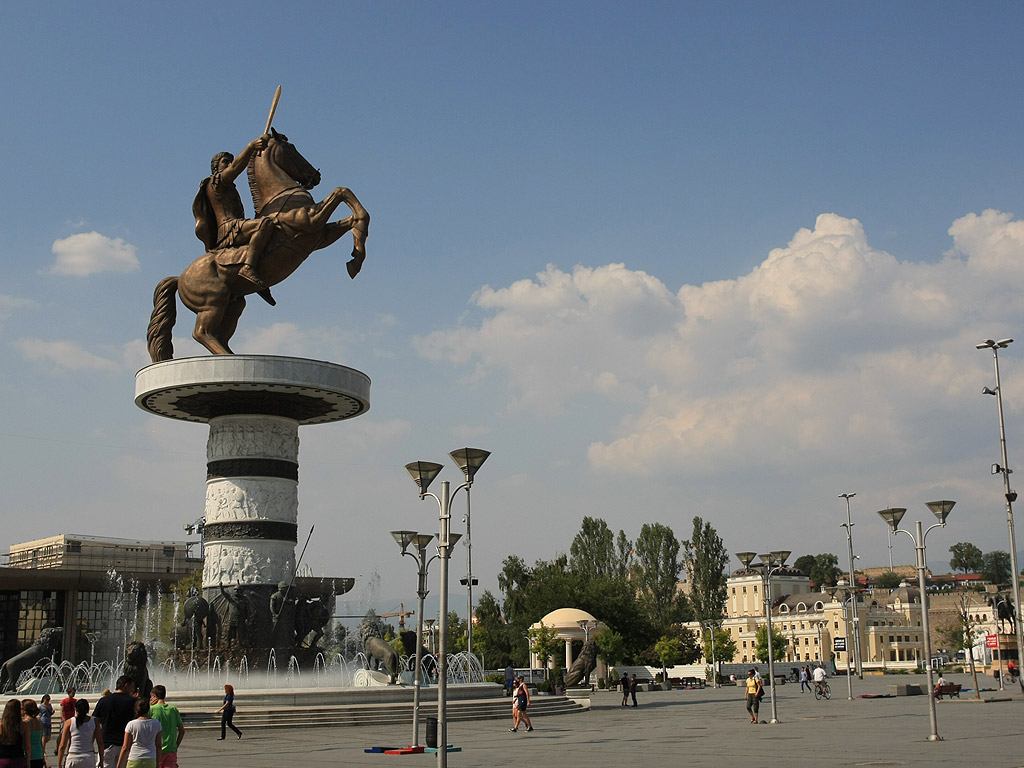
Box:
[333,603,415,629]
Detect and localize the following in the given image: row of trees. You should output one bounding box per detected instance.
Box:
[948,542,1013,586]
[465,516,731,672]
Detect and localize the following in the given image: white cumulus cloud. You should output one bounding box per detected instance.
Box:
[50,232,140,276]
[416,211,1024,479]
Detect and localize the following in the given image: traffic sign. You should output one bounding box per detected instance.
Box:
[833,637,847,652]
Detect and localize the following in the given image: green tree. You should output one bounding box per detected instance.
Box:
[446,611,467,653]
[873,571,903,590]
[701,627,737,664]
[614,530,633,580]
[474,589,512,667]
[633,522,686,629]
[529,622,560,680]
[595,628,627,667]
[982,551,1012,586]
[683,516,729,627]
[937,593,984,699]
[949,542,984,574]
[793,554,842,587]
[654,636,684,679]
[569,517,616,579]
[754,625,787,664]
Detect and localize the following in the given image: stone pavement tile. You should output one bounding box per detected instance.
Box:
[177,680,1023,768]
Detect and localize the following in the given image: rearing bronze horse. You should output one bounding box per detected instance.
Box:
[146,129,368,362]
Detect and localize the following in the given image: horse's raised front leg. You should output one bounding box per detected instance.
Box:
[311,189,369,277]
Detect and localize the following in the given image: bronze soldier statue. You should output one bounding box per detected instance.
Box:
[147,87,368,362]
[193,135,278,304]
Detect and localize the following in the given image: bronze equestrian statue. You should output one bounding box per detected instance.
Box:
[147,100,368,362]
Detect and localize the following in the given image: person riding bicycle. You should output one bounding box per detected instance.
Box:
[812,663,827,694]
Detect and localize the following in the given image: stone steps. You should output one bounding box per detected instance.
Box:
[181,695,587,731]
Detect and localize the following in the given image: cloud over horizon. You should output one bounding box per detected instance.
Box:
[416,211,1024,480]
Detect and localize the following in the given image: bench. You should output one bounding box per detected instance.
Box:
[934,683,961,699]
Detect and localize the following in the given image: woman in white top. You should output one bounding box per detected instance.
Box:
[115,700,161,768]
[58,699,104,768]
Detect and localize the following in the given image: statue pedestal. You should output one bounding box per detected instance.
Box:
[135,355,369,657]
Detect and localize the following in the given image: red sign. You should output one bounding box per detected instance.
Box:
[986,634,998,649]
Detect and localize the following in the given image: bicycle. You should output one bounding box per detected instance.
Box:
[813,680,831,700]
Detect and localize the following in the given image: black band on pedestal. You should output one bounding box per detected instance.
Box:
[207,458,298,481]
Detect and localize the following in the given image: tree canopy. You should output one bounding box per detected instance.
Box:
[982,550,1012,586]
[949,542,984,574]
[793,553,842,587]
[682,516,729,626]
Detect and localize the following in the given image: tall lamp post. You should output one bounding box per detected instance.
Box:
[736,550,790,724]
[839,492,863,678]
[825,580,855,700]
[450,448,490,660]
[977,338,1024,692]
[576,619,598,686]
[404,449,489,768]
[391,530,436,747]
[877,500,955,742]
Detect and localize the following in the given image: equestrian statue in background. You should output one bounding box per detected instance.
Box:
[146,87,368,362]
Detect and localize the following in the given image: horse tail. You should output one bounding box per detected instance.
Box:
[147,276,179,362]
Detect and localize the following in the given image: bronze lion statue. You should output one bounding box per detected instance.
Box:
[0,627,63,693]
[123,641,153,701]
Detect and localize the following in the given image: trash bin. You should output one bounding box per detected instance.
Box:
[425,717,438,748]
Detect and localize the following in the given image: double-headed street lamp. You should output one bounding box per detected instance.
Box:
[877,500,955,742]
[977,338,1024,693]
[390,530,438,747]
[450,448,490,659]
[404,448,489,768]
[736,550,790,724]
[839,492,863,678]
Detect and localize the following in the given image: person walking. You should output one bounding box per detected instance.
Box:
[57,699,103,768]
[116,699,161,768]
[799,666,810,693]
[214,686,240,740]
[93,676,137,768]
[56,691,76,758]
[38,697,53,764]
[620,673,630,707]
[0,699,31,768]
[744,669,763,724]
[21,701,44,768]
[509,677,533,733]
[148,687,183,768]
[629,674,638,707]
[503,665,515,697]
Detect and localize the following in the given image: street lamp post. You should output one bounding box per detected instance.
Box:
[825,581,855,700]
[736,550,791,724]
[839,492,863,678]
[878,500,955,742]
[705,620,722,689]
[977,338,1024,693]
[450,448,490,660]
[576,619,597,686]
[391,530,436,747]
[405,449,488,768]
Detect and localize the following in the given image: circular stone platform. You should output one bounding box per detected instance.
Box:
[134,355,370,424]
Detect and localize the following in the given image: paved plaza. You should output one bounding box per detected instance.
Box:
[176,673,1023,768]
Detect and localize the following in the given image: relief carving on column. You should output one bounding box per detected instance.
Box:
[207,416,299,462]
[205,480,297,525]
[203,541,294,586]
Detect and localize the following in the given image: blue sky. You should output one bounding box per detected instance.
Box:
[2,2,1024,616]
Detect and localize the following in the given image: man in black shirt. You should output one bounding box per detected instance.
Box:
[92,675,137,768]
